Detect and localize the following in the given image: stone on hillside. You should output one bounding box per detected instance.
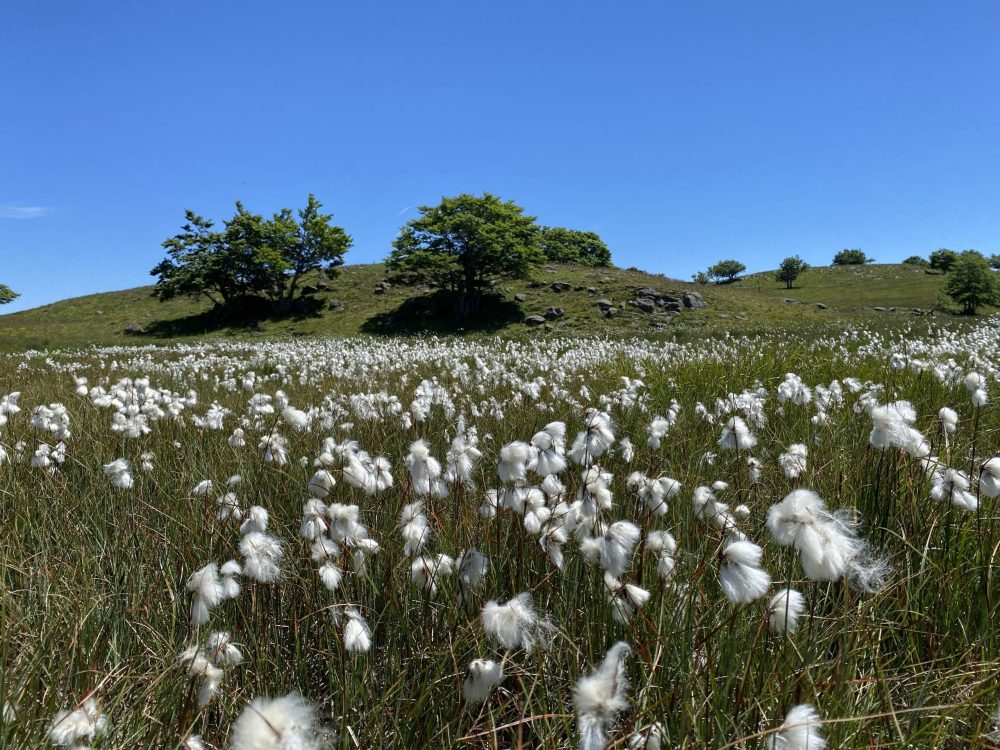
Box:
[123,322,145,335]
[630,298,656,313]
[524,315,547,326]
[544,307,564,320]
[587,287,597,293]
[551,281,571,292]
[815,303,828,309]
[664,301,682,312]
[596,299,614,310]
[328,298,343,310]
[682,292,707,309]
[603,307,618,318]
[514,293,527,302]
[873,306,886,312]
[634,287,660,299]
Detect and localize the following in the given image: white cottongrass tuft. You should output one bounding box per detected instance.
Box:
[462,658,503,704]
[766,489,886,592]
[767,588,806,634]
[240,532,284,583]
[187,562,223,626]
[481,592,552,651]
[718,416,757,451]
[778,444,808,479]
[765,703,827,750]
[399,501,431,556]
[229,692,325,750]
[719,539,772,604]
[342,607,372,653]
[575,641,632,750]
[47,698,107,747]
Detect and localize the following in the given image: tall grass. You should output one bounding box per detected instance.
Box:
[1,333,998,748]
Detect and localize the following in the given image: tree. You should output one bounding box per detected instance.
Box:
[269,194,352,309]
[929,248,958,272]
[0,284,17,305]
[832,249,872,265]
[945,251,997,314]
[152,205,289,307]
[988,254,1000,271]
[707,259,746,283]
[691,271,709,285]
[538,227,611,266]
[387,193,544,317]
[902,255,928,267]
[775,256,809,289]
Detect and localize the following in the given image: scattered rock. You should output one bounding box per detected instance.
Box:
[328,298,343,310]
[782,298,799,304]
[524,315,547,326]
[587,287,598,293]
[544,307,564,320]
[596,299,614,310]
[514,293,527,302]
[301,285,319,295]
[123,322,145,335]
[682,292,707,309]
[629,298,657,313]
[603,308,618,319]
[550,282,571,292]
[634,287,660,299]
[873,306,886,312]
[664,301,682,312]
[815,303,828,309]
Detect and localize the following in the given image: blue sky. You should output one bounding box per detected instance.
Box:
[2,1,998,313]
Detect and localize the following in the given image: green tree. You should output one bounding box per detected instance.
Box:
[775,256,809,289]
[707,259,746,283]
[270,194,353,309]
[902,255,928,267]
[988,254,1000,271]
[929,248,958,272]
[0,284,17,305]
[691,271,709,285]
[538,227,611,266]
[152,205,289,307]
[387,193,544,317]
[832,249,872,265]
[944,251,997,314]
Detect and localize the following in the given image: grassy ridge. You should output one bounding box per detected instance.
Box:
[0,262,975,352]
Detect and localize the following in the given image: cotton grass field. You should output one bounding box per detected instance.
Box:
[2,322,1000,749]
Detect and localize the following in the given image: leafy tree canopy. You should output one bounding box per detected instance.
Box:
[929,248,958,272]
[775,255,809,289]
[0,284,17,305]
[945,250,997,314]
[691,271,709,285]
[151,197,350,309]
[387,193,544,317]
[538,227,611,266]
[902,255,928,267]
[987,254,1000,271]
[832,249,872,265]
[707,259,746,283]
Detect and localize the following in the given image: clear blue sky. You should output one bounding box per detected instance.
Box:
[2,1,998,313]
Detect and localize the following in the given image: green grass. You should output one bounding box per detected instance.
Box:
[733,263,954,311]
[0,262,981,353]
[1,330,999,748]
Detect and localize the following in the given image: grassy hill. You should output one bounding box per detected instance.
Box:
[734,262,951,311]
[0,262,978,352]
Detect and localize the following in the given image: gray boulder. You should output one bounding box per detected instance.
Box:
[681,292,707,309]
[524,315,547,326]
[328,298,343,310]
[514,293,527,302]
[123,322,145,335]
[544,307,564,320]
[630,299,656,313]
[596,299,614,310]
[815,303,827,310]
[551,281,571,292]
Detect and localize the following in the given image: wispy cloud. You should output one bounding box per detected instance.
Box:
[0,206,51,219]
[398,205,413,215]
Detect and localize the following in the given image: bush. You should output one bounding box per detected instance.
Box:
[945,250,997,314]
[774,256,809,289]
[707,259,746,283]
[929,249,959,273]
[902,255,928,267]
[832,249,872,265]
[538,227,611,266]
[691,271,709,285]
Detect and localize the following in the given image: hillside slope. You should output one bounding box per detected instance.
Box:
[0,262,971,351]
